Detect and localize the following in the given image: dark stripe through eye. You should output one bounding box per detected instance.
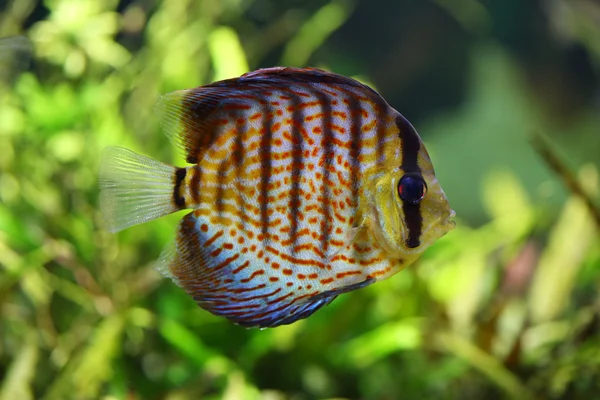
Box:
[398,174,427,205]
[396,115,423,248]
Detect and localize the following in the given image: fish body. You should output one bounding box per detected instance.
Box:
[100,67,455,328]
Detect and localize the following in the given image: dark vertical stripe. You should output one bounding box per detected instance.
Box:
[234,115,245,170]
[312,89,333,253]
[346,90,362,199]
[259,97,273,237]
[173,167,187,208]
[235,107,248,233]
[337,86,387,168]
[189,165,202,205]
[182,90,223,164]
[397,114,420,173]
[373,97,388,167]
[215,159,227,218]
[396,114,423,248]
[403,198,422,248]
[288,91,305,251]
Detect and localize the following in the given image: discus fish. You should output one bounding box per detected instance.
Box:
[99,67,455,328]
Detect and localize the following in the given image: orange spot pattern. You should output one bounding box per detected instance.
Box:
[168,68,405,327]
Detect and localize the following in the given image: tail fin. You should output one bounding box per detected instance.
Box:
[99,146,181,233]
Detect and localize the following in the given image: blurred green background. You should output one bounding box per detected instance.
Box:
[1,0,599,399]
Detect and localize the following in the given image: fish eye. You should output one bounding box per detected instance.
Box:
[398,174,427,205]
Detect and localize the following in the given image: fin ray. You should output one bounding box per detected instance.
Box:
[158,212,343,328]
[154,67,381,164]
[239,67,378,94]
[155,90,229,164]
[99,146,180,233]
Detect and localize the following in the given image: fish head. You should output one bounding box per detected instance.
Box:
[368,137,455,259]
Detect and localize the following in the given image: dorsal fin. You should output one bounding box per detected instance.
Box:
[155,67,382,164]
[156,89,231,164]
[238,67,379,94]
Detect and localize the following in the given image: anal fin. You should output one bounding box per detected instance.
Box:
[308,278,376,302]
[156,211,373,328]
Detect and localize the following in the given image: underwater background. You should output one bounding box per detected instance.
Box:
[0,0,599,398]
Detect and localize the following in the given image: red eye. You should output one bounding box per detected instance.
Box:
[398,175,427,205]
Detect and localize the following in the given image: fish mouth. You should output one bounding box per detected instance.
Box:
[444,209,457,229]
[406,208,456,249]
[437,209,457,233]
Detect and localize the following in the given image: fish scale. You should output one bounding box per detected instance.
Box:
[99,67,455,328]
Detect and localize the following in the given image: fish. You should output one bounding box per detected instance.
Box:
[99,67,455,328]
